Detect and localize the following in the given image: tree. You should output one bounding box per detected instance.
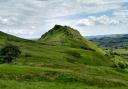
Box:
[0,44,21,63]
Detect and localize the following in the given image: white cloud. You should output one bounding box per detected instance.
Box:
[77,24,128,36]
[77,15,122,26]
[113,10,128,17]
[77,18,95,26]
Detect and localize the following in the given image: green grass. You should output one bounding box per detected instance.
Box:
[15,44,110,66]
[1,79,128,89]
[0,64,127,88]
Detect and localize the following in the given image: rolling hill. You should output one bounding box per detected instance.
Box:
[39,25,102,53]
[0,31,34,47]
[0,25,111,66]
[0,31,30,42]
[0,25,128,89]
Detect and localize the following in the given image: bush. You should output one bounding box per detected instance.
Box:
[0,44,21,63]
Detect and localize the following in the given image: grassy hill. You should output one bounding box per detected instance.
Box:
[0,25,110,66]
[20,25,111,66]
[39,25,102,53]
[0,31,31,43]
[0,25,128,89]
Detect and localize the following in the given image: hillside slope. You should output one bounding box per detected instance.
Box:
[0,31,29,42]
[39,25,103,53]
[0,25,111,66]
[0,31,34,47]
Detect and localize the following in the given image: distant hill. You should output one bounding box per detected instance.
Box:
[87,34,128,49]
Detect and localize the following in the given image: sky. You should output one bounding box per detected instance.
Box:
[0,0,128,39]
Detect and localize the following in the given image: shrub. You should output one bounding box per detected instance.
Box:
[0,44,21,63]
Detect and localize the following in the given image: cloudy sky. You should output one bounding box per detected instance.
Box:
[0,0,128,39]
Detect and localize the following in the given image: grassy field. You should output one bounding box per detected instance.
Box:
[0,64,128,89]
[0,80,128,89]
